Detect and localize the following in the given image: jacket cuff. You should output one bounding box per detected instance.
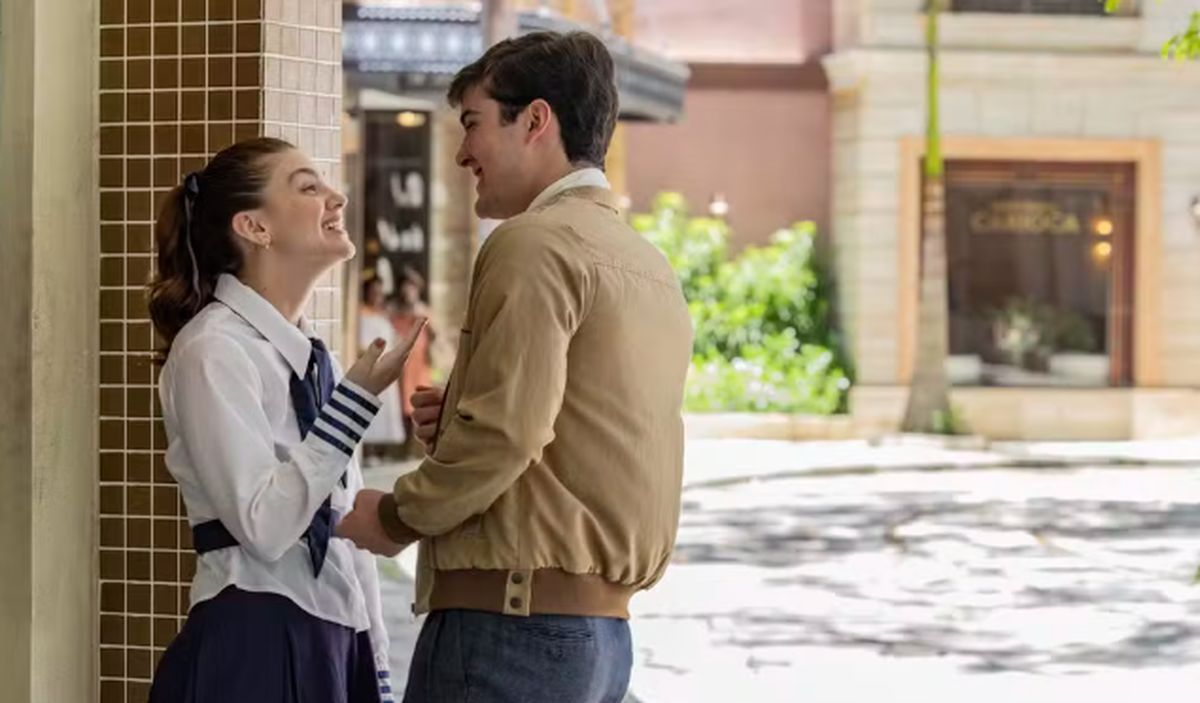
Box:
[378,492,424,545]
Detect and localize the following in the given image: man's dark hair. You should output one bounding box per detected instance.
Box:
[448,31,619,168]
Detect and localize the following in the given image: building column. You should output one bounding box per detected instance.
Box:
[0,0,100,700]
[94,0,342,700]
[425,0,521,372]
[429,108,478,371]
[605,0,635,204]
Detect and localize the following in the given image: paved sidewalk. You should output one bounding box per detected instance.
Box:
[364,438,1200,702]
[629,463,1200,703]
[375,556,423,689]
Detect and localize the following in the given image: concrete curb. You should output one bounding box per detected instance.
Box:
[680,453,1200,492]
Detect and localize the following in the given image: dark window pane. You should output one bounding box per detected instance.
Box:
[939,160,1134,388]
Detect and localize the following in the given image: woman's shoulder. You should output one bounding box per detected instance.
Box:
[165,302,259,374]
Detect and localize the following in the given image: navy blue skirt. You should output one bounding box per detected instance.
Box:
[149,586,382,703]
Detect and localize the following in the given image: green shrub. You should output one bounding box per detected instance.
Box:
[633,192,851,414]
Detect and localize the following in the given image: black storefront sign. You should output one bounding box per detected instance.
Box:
[361,110,432,298]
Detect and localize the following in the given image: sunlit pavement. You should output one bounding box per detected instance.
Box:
[632,463,1200,702]
[367,440,1200,702]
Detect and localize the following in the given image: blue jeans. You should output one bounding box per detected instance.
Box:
[402,609,632,703]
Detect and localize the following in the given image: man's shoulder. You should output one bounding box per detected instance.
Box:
[501,189,633,240]
[493,208,569,238]
[480,210,582,264]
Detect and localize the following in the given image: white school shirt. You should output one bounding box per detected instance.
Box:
[160,273,390,670]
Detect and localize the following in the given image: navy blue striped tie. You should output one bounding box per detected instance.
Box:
[290,338,342,577]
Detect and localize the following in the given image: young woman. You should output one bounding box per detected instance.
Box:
[147,137,422,702]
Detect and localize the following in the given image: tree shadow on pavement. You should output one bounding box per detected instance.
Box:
[663,478,1200,675]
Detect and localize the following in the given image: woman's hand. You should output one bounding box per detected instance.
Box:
[344,318,427,396]
[336,489,405,557]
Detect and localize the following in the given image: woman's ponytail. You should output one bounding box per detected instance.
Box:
[147,137,294,357]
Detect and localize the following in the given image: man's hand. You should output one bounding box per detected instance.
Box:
[410,384,445,451]
[336,489,404,557]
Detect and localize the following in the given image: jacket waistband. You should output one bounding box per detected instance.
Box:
[428,568,635,620]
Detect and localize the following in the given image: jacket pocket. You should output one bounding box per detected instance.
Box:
[515,615,596,643]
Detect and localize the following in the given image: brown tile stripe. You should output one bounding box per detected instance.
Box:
[97,1,342,700]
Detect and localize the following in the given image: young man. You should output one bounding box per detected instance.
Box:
[338,31,693,702]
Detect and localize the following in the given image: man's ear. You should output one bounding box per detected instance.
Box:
[524,98,555,145]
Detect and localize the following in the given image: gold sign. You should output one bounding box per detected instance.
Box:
[969,200,1082,236]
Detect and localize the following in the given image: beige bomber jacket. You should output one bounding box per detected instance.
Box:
[378,185,693,614]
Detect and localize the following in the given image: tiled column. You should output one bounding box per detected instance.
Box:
[261,0,346,343]
[97,1,341,700]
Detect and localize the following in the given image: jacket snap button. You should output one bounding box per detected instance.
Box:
[509,597,523,610]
